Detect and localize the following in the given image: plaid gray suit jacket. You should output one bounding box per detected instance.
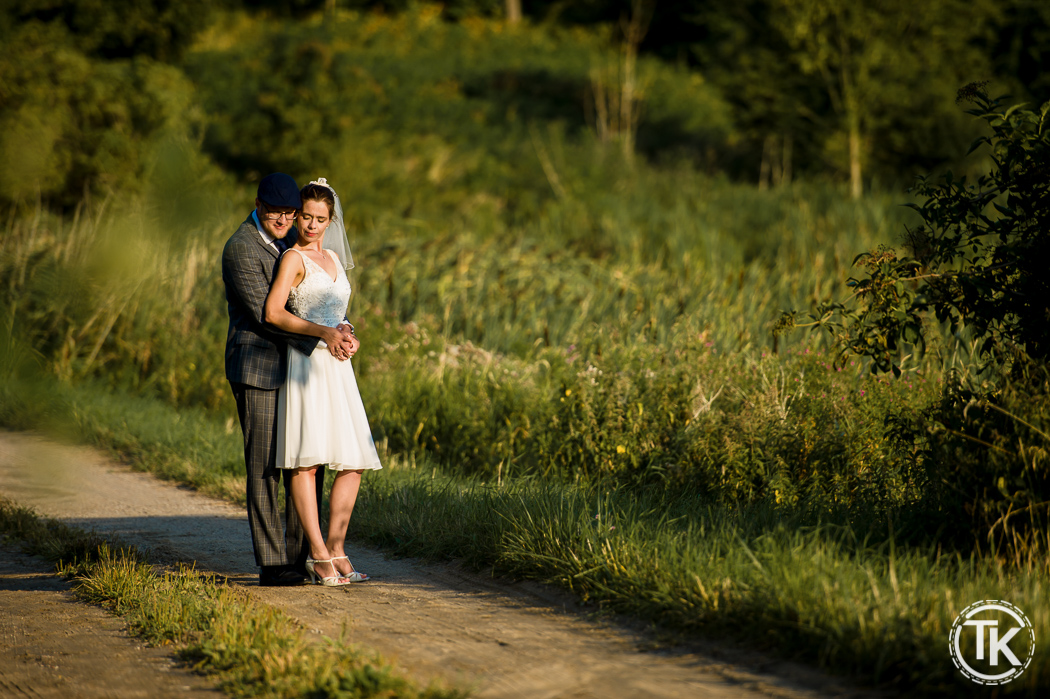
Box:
[222,215,319,389]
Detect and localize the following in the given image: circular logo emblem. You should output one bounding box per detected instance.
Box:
[949,600,1035,685]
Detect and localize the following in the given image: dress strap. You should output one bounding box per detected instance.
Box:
[283,247,317,271]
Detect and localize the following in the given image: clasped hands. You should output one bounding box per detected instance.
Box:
[324,323,359,361]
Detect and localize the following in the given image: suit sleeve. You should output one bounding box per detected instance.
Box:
[223,239,320,356]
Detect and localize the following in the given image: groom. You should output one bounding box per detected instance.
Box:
[222,173,356,586]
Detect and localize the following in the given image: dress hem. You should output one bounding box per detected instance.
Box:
[277,460,383,471]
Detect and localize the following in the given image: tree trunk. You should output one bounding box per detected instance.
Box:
[848,117,862,199]
[506,0,522,25]
[781,134,793,186]
[621,42,637,165]
[619,0,654,166]
[759,134,772,190]
[590,69,610,143]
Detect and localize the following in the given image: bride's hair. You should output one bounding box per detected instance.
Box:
[299,183,337,220]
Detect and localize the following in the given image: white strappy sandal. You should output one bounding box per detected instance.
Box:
[331,555,369,582]
[305,557,352,586]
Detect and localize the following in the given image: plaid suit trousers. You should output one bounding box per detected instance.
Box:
[231,382,323,568]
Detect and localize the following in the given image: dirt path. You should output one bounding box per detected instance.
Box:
[0,431,873,699]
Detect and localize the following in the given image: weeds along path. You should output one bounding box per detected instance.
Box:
[0,431,868,699]
[0,541,223,698]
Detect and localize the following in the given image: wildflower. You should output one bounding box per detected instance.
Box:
[860,390,866,396]
[565,389,572,396]
[616,445,626,454]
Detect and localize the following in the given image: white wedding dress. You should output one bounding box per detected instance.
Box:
[276,249,382,471]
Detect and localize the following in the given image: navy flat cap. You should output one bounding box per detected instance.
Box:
[257,173,301,209]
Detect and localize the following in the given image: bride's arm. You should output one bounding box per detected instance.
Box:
[264,253,346,349]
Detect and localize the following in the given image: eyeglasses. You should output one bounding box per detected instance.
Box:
[261,205,298,221]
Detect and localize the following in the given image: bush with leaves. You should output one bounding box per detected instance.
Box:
[780,87,1049,375]
[894,364,1050,560]
[781,87,1050,557]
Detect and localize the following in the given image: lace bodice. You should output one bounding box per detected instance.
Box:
[286,249,350,329]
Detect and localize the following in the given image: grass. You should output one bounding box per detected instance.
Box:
[2,377,1046,696]
[0,496,465,699]
[352,471,1048,696]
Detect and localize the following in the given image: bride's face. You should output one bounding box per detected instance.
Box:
[297,199,331,245]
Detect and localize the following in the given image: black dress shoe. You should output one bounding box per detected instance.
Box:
[259,566,307,587]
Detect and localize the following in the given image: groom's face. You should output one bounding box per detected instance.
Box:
[255,199,298,240]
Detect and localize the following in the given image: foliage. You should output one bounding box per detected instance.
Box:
[4,0,213,61]
[775,90,1050,558]
[1,0,1045,205]
[693,0,998,188]
[892,364,1050,558]
[183,7,731,220]
[985,0,1050,105]
[0,14,209,206]
[784,91,1050,375]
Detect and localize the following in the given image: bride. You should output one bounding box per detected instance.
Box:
[264,178,382,586]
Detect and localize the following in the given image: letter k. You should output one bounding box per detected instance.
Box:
[988,626,1022,666]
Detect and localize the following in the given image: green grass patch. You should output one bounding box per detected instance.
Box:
[0,497,465,699]
[352,471,1048,696]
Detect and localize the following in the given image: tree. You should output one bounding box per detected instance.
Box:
[588,0,655,163]
[0,5,207,206]
[985,0,1050,106]
[689,0,827,185]
[781,88,1050,373]
[506,0,522,24]
[769,0,998,198]
[6,0,213,61]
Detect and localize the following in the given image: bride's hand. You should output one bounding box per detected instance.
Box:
[322,328,351,360]
[331,325,359,360]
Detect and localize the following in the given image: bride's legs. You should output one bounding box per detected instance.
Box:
[290,466,338,580]
[326,469,363,575]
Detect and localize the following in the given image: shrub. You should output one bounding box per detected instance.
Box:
[783,89,1050,375]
